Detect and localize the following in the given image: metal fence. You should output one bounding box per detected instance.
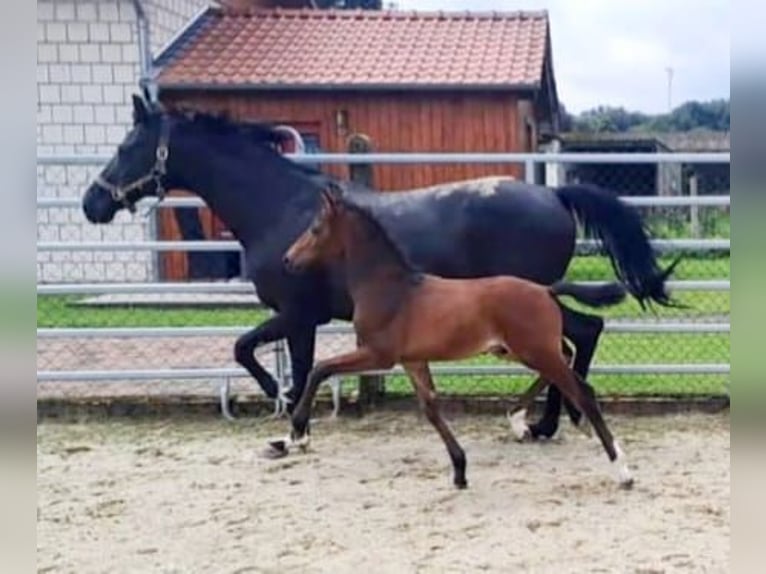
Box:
[37,151,730,409]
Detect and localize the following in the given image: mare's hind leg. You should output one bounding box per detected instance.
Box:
[508,342,588,442]
[528,307,604,440]
[403,362,467,489]
[532,351,634,489]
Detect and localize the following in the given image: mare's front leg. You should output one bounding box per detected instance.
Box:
[234,313,295,401]
[403,362,467,489]
[290,347,386,443]
[283,326,318,413]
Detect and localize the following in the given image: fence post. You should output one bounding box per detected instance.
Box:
[525,159,536,184]
[689,174,700,238]
[347,133,386,409]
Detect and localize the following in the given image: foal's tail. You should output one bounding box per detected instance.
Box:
[549,281,627,308]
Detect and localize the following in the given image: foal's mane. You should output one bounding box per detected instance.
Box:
[339,196,423,281]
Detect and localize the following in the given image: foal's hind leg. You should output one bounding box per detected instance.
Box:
[403,362,467,489]
[532,352,634,489]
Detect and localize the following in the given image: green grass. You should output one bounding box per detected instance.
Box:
[380,331,729,397]
[37,296,272,328]
[384,373,727,397]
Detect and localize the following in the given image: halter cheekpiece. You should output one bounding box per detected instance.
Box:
[95,115,171,213]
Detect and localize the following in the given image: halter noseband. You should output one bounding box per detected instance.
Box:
[95,115,171,213]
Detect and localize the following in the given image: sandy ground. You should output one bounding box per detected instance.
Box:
[37,412,729,574]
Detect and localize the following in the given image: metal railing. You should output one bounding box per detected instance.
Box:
[37,150,731,411]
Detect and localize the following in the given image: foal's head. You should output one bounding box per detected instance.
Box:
[283,183,346,272]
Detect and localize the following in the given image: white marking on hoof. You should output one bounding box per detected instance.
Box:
[613,440,634,489]
[507,409,531,442]
[290,431,311,452]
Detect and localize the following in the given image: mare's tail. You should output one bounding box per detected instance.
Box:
[554,183,682,309]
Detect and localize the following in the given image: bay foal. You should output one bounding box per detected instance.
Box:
[282,184,634,490]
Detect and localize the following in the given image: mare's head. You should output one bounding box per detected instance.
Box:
[283,183,348,272]
[82,91,170,223]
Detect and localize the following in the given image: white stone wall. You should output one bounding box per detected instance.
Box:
[37,0,208,284]
[144,0,209,53]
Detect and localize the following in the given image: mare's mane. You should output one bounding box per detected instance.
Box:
[161,105,325,178]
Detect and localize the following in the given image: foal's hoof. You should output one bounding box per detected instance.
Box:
[261,440,289,459]
[454,478,468,490]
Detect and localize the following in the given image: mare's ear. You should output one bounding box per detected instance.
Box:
[132,94,149,124]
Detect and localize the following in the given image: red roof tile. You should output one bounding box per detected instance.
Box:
[156,8,551,90]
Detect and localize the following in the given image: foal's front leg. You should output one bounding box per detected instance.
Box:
[290,347,386,443]
[403,362,468,489]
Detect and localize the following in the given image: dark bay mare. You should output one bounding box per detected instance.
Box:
[283,184,634,490]
[81,94,679,443]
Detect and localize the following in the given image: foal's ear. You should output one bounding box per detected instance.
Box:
[322,183,342,213]
[320,185,340,213]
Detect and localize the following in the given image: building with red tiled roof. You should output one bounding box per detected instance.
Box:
[151,4,561,279]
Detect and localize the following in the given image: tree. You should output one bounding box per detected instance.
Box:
[563,99,729,133]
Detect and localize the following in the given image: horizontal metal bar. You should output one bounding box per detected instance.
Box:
[37,321,729,339]
[36,362,730,382]
[36,194,731,209]
[35,238,731,253]
[318,322,730,335]
[37,281,256,294]
[35,279,730,296]
[37,151,731,166]
[579,280,731,292]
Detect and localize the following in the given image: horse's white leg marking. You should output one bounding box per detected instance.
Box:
[612,440,634,488]
[508,408,531,441]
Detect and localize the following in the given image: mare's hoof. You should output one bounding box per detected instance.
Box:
[261,440,289,459]
[619,478,635,491]
[454,478,468,490]
[528,424,559,442]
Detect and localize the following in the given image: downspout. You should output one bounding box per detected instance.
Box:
[131,0,153,91]
[131,0,159,279]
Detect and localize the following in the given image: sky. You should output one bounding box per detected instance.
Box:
[395,0,730,114]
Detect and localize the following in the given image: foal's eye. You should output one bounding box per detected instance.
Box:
[310,225,320,236]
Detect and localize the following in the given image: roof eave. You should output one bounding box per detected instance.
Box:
[157,81,542,94]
